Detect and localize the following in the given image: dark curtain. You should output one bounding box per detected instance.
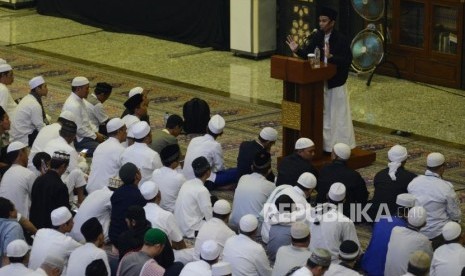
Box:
[36,0,230,50]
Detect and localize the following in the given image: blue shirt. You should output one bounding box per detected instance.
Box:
[0,218,25,267]
[361,216,407,276]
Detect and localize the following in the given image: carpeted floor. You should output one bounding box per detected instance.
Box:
[3,45,465,250]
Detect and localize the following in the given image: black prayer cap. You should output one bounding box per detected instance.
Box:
[94,82,112,95]
[81,217,103,242]
[85,259,108,276]
[253,151,271,169]
[192,156,211,174]
[119,162,139,185]
[124,93,143,111]
[0,106,6,119]
[320,6,338,21]
[125,205,146,221]
[61,120,77,135]
[160,144,181,164]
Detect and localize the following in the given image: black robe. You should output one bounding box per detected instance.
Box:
[276,152,318,186]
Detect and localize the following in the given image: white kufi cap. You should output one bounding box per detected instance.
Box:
[129,87,143,98]
[442,221,462,241]
[6,240,29,257]
[51,206,72,226]
[295,138,314,150]
[408,251,431,270]
[208,114,225,134]
[0,58,6,64]
[0,63,12,73]
[213,199,231,215]
[212,262,232,276]
[297,172,317,189]
[396,193,416,208]
[71,76,89,87]
[132,121,151,139]
[240,214,258,232]
[106,118,125,133]
[291,221,310,239]
[408,206,427,227]
[388,145,408,162]
[333,143,351,160]
[7,141,27,153]
[140,181,159,200]
[328,182,346,202]
[59,110,76,122]
[29,76,45,90]
[200,240,221,261]
[259,127,278,142]
[427,152,445,167]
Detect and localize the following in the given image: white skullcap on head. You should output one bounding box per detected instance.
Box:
[129,87,143,98]
[427,152,445,167]
[0,58,6,64]
[106,118,125,133]
[0,63,12,73]
[132,121,151,139]
[140,181,159,200]
[208,114,225,134]
[408,206,427,227]
[442,221,462,241]
[213,199,231,215]
[29,76,45,90]
[408,251,431,270]
[295,138,314,150]
[200,240,221,261]
[71,76,89,87]
[259,127,278,142]
[388,145,408,180]
[51,206,72,226]
[240,214,258,232]
[333,143,351,160]
[6,239,29,257]
[212,262,232,276]
[396,193,416,208]
[59,110,76,122]
[42,254,65,270]
[122,114,140,128]
[297,172,317,189]
[7,141,27,153]
[328,182,346,202]
[291,221,310,239]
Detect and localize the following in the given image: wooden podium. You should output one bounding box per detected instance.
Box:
[271,55,376,170]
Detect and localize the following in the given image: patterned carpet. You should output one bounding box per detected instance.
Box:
[3,45,465,250]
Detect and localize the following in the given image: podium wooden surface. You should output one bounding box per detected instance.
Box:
[271,55,376,170]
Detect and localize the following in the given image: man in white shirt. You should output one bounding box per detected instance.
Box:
[140,180,186,249]
[272,222,312,276]
[120,121,162,184]
[86,118,126,194]
[194,199,235,261]
[0,239,33,274]
[325,240,362,275]
[174,156,213,238]
[430,222,465,276]
[223,214,272,276]
[0,142,36,218]
[180,240,220,276]
[385,206,433,276]
[288,248,331,276]
[230,150,275,230]
[0,63,17,116]
[84,82,112,135]
[407,152,461,248]
[29,207,81,272]
[10,76,49,146]
[62,76,105,157]
[183,114,237,190]
[67,218,111,276]
[152,144,185,213]
[309,182,360,261]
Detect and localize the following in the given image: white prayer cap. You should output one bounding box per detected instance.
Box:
[122,114,140,128]
[213,199,231,215]
[0,58,6,64]
[388,145,408,162]
[29,76,45,90]
[7,141,27,153]
[442,221,462,241]
[208,114,225,134]
[106,118,125,133]
[333,143,351,160]
[295,138,314,150]
[132,121,151,139]
[42,254,65,270]
[0,63,12,73]
[328,182,346,202]
[259,127,278,142]
[212,262,232,276]
[71,76,89,87]
[297,172,317,189]
[291,221,310,239]
[51,206,72,226]
[6,239,29,257]
[396,193,416,208]
[129,87,143,98]
[240,214,258,232]
[140,181,159,200]
[427,152,445,167]
[59,110,76,122]
[408,251,431,270]
[408,206,427,227]
[200,240,221,261]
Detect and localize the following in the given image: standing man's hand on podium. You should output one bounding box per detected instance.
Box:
[286,35,299,53]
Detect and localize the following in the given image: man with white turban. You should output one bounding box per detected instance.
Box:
[368,145,417,220]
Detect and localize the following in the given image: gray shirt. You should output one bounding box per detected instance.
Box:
[267,224,292,263]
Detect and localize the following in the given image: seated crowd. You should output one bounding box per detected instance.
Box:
[0,61,464,276]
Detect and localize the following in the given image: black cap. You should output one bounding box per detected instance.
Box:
[253,151,271,169]
[124,94,143,112]
[85,259,108,276]
[81,217,103,242]
[61,120,77,135]
[160,144,180,164]
[320,6,338,20]
[94,82,112,95]
[125,205,146,222]
[119,162,139,185]
[0,106,6,119]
